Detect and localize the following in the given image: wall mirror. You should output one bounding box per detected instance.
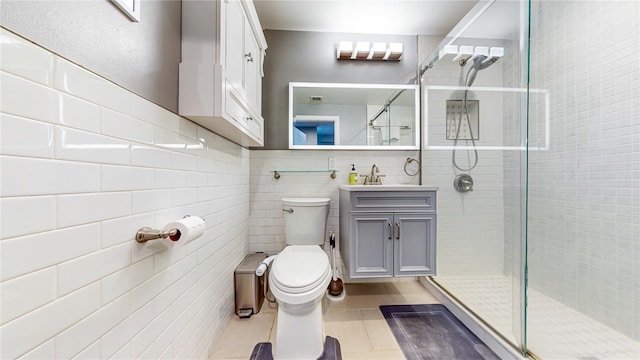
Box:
[289,82,419,150]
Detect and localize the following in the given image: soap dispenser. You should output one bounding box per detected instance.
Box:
[349,164,358,185]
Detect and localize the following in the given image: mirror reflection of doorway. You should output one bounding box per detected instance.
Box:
[293,115,340,146]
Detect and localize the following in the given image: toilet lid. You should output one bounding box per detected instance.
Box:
[271,246,330,294]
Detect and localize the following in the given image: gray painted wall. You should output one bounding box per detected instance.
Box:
[261,30,418,149]
[0,0,181,112]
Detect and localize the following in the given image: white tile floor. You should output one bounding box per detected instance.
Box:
[210,281,440,360]
[436,275,640,360]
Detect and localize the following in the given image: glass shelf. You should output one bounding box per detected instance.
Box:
[271,170,338,179]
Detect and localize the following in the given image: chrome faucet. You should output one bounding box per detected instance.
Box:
[361,164,384,185]
[370,164,379,181]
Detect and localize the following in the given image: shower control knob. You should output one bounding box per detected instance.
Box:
[454,174,474,193]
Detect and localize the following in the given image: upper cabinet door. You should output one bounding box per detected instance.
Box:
[243,19,260,112]
[225,0,244,94]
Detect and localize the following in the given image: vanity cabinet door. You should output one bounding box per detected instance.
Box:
[393,213,437,276]
[351,213,394,277]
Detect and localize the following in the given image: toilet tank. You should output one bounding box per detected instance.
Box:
[282,198,330,245]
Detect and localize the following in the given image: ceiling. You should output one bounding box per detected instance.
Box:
[253,0,480,36]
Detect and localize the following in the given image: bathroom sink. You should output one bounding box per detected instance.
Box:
[339,184,439,191]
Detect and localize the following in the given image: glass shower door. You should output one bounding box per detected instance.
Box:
[525,0,640,358]
[420,0,532,354]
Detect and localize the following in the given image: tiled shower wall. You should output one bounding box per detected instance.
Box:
[526,1,640,340]
[0,29,250,358]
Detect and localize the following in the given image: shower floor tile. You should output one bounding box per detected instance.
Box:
[435,275,640,360]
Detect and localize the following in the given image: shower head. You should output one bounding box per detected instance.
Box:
[464,54,500,87]
[471,54,500,71]
[464,54,499,88]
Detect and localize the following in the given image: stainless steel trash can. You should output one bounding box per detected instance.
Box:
[234,253,267,318]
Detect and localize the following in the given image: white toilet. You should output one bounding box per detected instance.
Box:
[269,197,332,359]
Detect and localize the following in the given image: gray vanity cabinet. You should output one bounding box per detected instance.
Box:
[339,188,437,279]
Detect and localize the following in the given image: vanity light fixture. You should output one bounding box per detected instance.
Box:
[370,42,387,60]
[354,42,370,59]
[337,41,353,59]
[337,41,403,61]
[386,42,403,61]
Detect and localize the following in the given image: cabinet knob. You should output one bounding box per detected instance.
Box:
[245,53,254,62]
[246,116,253,121]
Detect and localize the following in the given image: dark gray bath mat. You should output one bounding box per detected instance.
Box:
[380,304,499,360]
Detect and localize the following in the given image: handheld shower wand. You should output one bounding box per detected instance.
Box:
[452,48,501,174]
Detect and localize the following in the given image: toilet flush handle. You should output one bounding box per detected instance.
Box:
[282,208,293,213]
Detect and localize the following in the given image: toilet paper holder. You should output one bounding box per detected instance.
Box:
[135,215,203,243]
[135,227,180,243]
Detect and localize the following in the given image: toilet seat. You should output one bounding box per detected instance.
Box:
[270,245,331,304]
[271,245,330,293]
[282,197,330,207]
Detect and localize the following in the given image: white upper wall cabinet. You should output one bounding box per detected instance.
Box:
[179,0,267,147]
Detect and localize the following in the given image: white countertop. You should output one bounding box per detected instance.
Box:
[339,184,439,191]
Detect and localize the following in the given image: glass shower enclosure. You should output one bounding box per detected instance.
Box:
[419,0,640,358]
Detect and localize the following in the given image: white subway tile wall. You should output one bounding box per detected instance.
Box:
[0,113,54,158]
[0,29,250,358]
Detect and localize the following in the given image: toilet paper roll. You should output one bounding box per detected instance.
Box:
[163,215,205,247]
